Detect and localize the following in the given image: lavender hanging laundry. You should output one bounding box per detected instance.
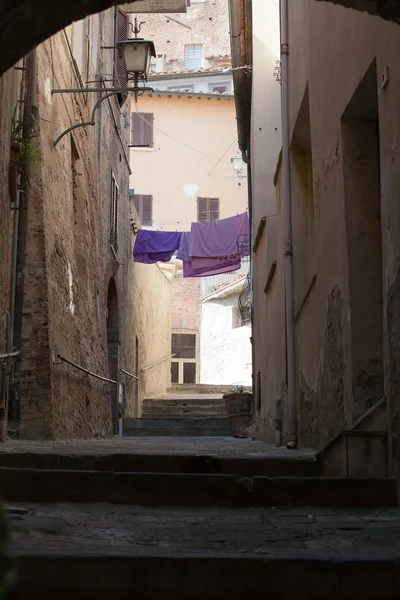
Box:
[189,212,249,264]
[183,257,241,278]
[177,231,191,262]
[133,230,182,264]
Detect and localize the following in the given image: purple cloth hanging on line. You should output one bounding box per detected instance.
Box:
[183,258,241,278]
[189,212,249,261]
[133,230,182,264]
[182,212,248,278]
[177,232,191,261]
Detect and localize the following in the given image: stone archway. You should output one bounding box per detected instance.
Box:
[106,277,119,434]
[0,0,183,78]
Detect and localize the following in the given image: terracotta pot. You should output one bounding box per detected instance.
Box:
[223,392,253,438]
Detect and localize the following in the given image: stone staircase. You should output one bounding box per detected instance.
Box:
[0,438,398,599]
[123,384,236,437]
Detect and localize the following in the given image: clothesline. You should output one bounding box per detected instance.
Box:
[133,212,250,279]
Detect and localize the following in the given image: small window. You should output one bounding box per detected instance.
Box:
[197,197,219,222]
[184,44,204,70]
[210,84,229,94]
[172,333,196,359]
[110,174,119,254]
[131,113,154,147]
[133,194,153,227]
[114,7,128,106]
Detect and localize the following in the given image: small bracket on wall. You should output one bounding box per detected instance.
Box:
[381,66,389,90]
[273,60,282,84]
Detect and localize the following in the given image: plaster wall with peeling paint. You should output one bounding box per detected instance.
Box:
[252,0,400,455]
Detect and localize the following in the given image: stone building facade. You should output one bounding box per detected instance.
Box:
[140,0,232,74]
[230,0,400,466]
[0,6,172,440]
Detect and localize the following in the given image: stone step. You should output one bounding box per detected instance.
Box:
[8,503,400,600]
[123,417,232,437]
[168,384,252,395]
[141,408,225,418]
[143,396,226,407]
[0,451,320,477]
[10,551,400,600]
[0,468,396,507]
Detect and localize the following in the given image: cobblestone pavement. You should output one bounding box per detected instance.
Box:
[8,503,400,559]
[0,437,315,460]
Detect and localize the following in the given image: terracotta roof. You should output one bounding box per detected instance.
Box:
[149,66,232,77]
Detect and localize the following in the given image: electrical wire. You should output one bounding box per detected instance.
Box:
[134,106,232,165]
[207,138,237,176]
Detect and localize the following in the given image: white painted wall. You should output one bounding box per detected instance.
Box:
[200,294,252,386]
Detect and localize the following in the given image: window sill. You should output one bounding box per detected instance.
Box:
[129,147,158,152]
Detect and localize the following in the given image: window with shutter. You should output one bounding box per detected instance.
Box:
[114,7,128,106]
[133,194,153,227]
[131,113,154,147]
[197,197,219,222]
[110,174,119,253]
[184,44,204,70]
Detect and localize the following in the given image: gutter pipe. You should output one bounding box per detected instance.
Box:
[9,48,37,435]
[280,0,297,448]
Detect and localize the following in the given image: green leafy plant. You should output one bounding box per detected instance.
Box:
[10,104,42,185]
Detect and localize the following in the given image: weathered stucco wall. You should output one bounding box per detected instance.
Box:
[130,93,247,232]
[200,293,252,386]
[250,0,283,441]
[254,0,400,451]
[132,261,172,409]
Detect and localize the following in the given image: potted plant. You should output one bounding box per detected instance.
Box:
[223,386,253,438]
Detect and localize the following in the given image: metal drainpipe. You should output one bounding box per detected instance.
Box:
[280,0,297,449]
[9,48,37,436]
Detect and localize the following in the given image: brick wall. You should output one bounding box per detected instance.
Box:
[17,8,172,439]
[141,0,231,73]
[171,272,201,332]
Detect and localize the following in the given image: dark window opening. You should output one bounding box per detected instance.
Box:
[183,362,196,384]
[171,362,179,384]
[172,333,196,359]
[110,174,119,253]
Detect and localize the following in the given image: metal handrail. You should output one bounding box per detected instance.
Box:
[56,354,117,384]
[141,353,175,372]
[120,368,139,381]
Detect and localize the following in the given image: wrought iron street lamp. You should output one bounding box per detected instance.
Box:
[51,17,156,146]
[231,155,244,176]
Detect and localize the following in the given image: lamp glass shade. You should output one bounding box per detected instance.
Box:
[119,40,152,76]
[231,155,243,173]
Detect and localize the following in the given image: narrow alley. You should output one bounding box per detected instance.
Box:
[1,0,400,598]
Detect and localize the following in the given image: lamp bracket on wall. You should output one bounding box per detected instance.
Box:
[273,60,281,84]
[51,85,154,147]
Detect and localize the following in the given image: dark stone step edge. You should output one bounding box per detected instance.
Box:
[0,469,396,507]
